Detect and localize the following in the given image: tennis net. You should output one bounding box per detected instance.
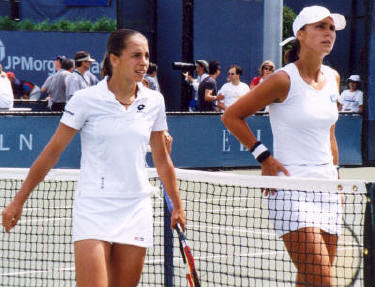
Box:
[0,168,373,286]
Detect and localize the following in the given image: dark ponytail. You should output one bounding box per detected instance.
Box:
[101,29,146,78]
[101,52,112,78]
[284,40,301,64]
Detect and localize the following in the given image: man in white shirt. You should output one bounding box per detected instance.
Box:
[0,72,13,110]
[338,74,363,113]
[217,65,249,111]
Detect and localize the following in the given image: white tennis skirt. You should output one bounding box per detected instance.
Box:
[268,164,342,238]
[72,195,153,248]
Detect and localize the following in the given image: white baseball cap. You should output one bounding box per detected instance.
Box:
[280,6,346,46]
[348,75,361,82]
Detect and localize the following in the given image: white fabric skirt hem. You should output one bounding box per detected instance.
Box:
[72,195,153,248]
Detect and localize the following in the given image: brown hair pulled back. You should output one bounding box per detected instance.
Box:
[101,29,146,78]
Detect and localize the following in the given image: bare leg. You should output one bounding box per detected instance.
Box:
[283,227,338,287]
[109,244,147,287]
[74,240,111,287]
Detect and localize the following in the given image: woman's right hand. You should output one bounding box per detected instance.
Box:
[2,200,24,233]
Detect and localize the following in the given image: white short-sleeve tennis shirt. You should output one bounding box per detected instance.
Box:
[61,78,167,198]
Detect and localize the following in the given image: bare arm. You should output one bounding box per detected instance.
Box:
[331,70,340,165]
[150,130,186,230]
[2,123,78,232]
[222,71,290,176]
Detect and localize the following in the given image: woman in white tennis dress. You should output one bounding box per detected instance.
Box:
[222,6,346,287]
[2,29,186,287]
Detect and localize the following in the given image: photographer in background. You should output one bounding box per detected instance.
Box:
[182,60,209,111]
[197,60,222,111]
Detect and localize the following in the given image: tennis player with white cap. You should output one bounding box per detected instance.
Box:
[2,29,186,287]
[223,6,346,286]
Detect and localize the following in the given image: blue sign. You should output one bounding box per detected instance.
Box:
[0,31,108,87]
[65,0,110,6]
[0,114,363,169]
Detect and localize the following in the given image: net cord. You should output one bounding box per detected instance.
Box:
[0,167,367,194]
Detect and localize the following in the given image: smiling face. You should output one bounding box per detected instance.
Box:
[110,34,150,83]
[297,17,336,57]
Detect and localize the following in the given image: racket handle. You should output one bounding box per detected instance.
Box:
[163,185,174,213]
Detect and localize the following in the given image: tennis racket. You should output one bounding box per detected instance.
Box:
[163,186,201,287]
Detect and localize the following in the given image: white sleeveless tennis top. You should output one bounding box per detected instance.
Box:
[268,63,339,166]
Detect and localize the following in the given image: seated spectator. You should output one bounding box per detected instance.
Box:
[6,71,22,99]
[21,81,41,100]
[197,60,223,111]
[143,62,160,92]
[0,72,13,110]
[217,65,249,111]
[250,60,275,90]
[338,74,363,113]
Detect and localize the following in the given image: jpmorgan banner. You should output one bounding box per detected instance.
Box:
[0,31,109,86]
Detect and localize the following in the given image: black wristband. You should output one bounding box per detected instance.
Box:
[257,150,271,163]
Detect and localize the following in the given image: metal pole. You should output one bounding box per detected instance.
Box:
[263,0,282,68]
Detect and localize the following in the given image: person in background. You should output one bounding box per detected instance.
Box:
[2,28,186,287]
[249,60,276,90]
[21,81,41,100]
[6,71,22,99]
[44,58,75,111]
[183,60,209,111]
[0,64,7,77]
[41,56,66,97]
[338,74,363,113]
[65,51,96,102]
[143,62,160,92]
[222,6,346,286]
[197,60,223,111]
[217,64,249,111]
[0,70,13,110]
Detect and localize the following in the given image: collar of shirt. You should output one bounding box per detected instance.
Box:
[98,77,148,106]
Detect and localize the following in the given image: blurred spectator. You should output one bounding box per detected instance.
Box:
[338,74,363,113]
[86,70,99,86]
[66,51,96,102]
[144,62,160,92]
[41,55,66,97]
[184,60,209,111]
[21,81,41,100]
[0,71,13,109]
[250,60,275,90]
[0,64,7,77]
[6,71,22,99]
[217,65,249,111]
[197,60,223,111]
[44,58,74,111]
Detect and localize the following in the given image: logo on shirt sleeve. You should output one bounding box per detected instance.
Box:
[64,109,74,116]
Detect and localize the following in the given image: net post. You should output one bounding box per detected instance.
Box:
[364,183,375,286]
[164,201,174,286]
